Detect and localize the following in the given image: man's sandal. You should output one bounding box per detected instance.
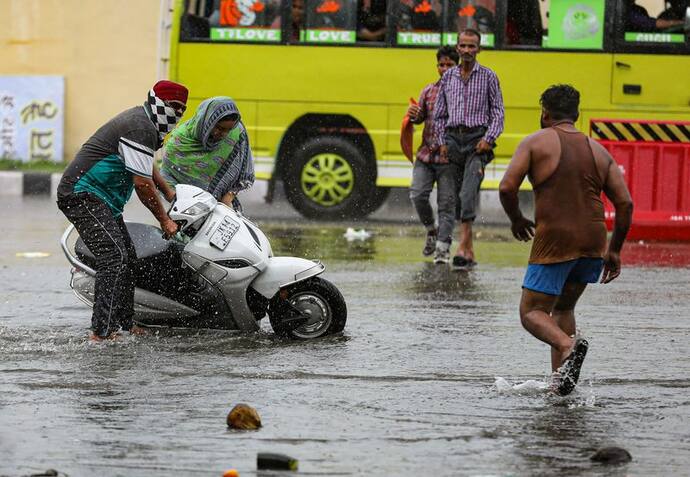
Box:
[553,337,589,396]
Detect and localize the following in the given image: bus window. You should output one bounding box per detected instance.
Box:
[505,0,543,46]
[393,0,443,46]
[444,1,496,47]
[358,0,388,42]
[287,0,306,43]
[505,0,605,50]
[621,0,687,44]
[303,0,359,43]
[180,0,283,42]
[180,0,212,39]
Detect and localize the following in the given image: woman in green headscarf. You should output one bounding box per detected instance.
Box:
[160,96,254,207]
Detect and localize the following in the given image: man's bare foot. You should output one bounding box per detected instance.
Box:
[89,332,121,342]
[129,324,148,336]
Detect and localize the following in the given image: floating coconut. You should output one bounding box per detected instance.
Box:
[226,403,262,430]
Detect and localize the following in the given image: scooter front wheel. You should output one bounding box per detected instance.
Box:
[268,277,347,339]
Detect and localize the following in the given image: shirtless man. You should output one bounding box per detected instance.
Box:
[499,84,633,396]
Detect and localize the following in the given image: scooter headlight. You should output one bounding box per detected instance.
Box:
[182,202,212,216]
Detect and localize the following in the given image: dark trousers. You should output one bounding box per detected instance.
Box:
[57,193,137,337]
[445,127,494,222]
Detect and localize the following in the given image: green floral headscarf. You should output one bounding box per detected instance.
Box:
[161,96,254,198]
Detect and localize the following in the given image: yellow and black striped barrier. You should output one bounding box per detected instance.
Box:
[590,119,690,143]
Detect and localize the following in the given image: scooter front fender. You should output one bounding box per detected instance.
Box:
[250,257,325,299]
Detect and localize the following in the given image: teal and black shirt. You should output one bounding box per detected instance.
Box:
[57,106,158,217]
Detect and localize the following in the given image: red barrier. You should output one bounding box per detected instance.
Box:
[591,119,690,241]
[622,241,690,267]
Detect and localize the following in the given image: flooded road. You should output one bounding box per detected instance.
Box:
[1,197,689,476]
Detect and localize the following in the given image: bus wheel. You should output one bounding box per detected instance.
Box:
[284,136,376,220]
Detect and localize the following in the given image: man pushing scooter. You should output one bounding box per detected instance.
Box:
[57,80,189,341]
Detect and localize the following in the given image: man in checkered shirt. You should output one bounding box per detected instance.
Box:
[407,45,459,260]
[433,28,505,269]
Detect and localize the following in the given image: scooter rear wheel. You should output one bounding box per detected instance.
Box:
[269,277,347,339]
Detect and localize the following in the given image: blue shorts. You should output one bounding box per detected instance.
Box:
[522,257,604,296]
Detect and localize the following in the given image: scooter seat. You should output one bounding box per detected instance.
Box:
[75,222,176,268]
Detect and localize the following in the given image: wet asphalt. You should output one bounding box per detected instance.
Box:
[1,193,689,476]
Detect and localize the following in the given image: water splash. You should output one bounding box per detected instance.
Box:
[495,376,598,407]
[566,380,597,408]
[494,376,550,395]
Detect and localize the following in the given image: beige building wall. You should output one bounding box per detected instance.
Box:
[0,0,162,161]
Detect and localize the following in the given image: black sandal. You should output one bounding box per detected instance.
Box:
[451,256,477,270]
[554,337,589,396]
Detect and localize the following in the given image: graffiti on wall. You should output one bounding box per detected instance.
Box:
[0,94,16,159]
[0,76,64,162]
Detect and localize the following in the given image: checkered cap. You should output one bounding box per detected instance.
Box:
[146,89,182,140]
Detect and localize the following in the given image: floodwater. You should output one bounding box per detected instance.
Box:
[2,197,690,477]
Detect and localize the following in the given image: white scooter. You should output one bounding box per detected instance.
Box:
[60,184,347,339]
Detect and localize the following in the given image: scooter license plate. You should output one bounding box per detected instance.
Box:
[210,217,240,250]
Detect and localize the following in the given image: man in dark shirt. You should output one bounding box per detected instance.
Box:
[357,0,387,41]
[624,0,684,31]
[658,0,687,21]
[57,80,188,341]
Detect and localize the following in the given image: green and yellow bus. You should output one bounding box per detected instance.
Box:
[165,0,690,219]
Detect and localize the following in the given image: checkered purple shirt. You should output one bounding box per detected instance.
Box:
[432,62,505,148]
[412,80,447,164]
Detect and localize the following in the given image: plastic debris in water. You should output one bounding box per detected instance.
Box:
[16,252,51,258]
[590,446,632,464]
[257,452,299,471]
[343,227,371,241]
[29,470,62,477]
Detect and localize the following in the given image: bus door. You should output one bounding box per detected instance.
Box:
[602,1,690,240]
[611,0,690,107]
